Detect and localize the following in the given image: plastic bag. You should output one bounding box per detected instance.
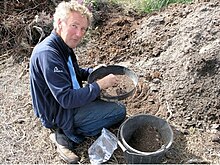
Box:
[88,128,118,164]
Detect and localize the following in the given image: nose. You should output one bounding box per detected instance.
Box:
[75,28,84,37]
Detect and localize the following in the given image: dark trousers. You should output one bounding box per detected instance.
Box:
[62,100,126,143]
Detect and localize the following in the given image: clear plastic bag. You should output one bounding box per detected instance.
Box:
[88,128,118,164]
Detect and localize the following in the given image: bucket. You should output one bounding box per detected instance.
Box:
[118,114,173,164]
[88,65,138,101]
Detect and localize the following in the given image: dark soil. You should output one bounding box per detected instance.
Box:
[128,124,164,152]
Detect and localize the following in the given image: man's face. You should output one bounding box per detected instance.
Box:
[58,11,88,48]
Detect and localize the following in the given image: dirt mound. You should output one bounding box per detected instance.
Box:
[79,0,220,129]
[78,0,220,163]
[127,0,220,132]
[0,0,220,164]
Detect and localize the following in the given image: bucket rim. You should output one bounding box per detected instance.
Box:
[119,114,173,155]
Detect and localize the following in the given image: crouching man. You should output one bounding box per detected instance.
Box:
[29,0,126,163]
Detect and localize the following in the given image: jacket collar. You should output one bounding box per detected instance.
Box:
[50,30,73,59]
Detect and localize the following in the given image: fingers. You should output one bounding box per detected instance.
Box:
[96,74,118,90]
[105,74,119,87]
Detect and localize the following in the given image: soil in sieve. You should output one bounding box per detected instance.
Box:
[127,124,164,152]
[101,74,135,97]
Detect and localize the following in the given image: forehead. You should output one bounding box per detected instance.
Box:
[66,11,88,26]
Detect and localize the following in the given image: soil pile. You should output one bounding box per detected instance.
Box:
[77,1,220,163]
[141,1,220,131]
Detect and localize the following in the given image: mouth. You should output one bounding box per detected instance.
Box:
[72,38,78,41]
[73,38,80,43]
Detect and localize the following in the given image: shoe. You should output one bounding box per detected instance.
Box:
[50,132,79,164]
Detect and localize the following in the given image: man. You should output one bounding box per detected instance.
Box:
[29,0,126,163]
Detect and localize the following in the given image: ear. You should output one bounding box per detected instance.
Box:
[58,19,62,29]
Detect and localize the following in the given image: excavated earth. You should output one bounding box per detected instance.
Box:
[0,0,220,164]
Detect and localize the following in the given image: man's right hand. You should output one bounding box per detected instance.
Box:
[96,74,118,90]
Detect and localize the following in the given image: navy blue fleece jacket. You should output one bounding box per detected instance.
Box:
[29,31,100,129]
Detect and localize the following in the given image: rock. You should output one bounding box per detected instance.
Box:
[212,133,220,143]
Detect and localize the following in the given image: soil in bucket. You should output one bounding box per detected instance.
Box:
[101,75,134,97]
[127,124,164,152]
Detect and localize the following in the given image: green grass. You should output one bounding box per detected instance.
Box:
[135,0,192,13]
[88,0,192,13]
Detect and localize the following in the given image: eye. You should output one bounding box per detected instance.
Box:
[72,24,78,29]
[81,28,87,33]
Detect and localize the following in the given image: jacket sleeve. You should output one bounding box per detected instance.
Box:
[40,50,100,109]
[79,67,93,81]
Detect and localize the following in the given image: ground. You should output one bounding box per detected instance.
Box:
[0,0,220,164]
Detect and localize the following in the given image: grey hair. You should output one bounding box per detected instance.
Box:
[53,0,92,30]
